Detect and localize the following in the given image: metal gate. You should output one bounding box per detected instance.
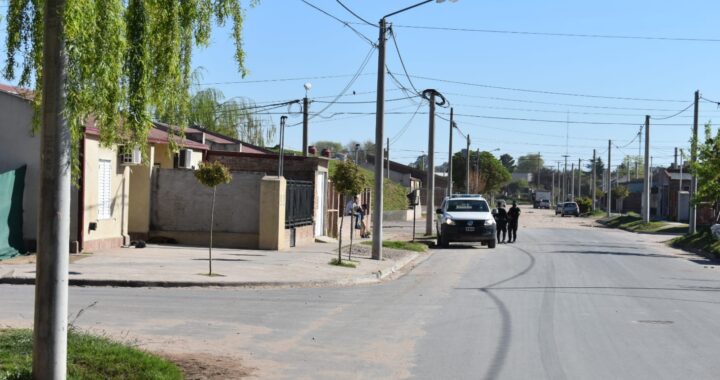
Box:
[286,180,314,228]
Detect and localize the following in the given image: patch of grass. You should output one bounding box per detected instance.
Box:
[329,258,357,268]
[583,209,606,218]
[361,240,427,252]
[598,214,688,234]
[670,229,720,258]
[0,329,182,380]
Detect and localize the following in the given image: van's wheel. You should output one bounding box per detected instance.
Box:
[488,239,497,249]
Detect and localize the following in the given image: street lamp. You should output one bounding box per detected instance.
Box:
[372,0,456,260]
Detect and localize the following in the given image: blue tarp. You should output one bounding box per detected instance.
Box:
[0,165,26,260]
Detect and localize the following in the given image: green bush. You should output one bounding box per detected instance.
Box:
[576,197,592,214]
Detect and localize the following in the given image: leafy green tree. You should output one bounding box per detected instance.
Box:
[612,185,629,199]
[329,161,367,264]
[4,0,256,167]
[188,87,275,146]
[576,196,592,214]
[516,153,544,174]
[507,179,529,197]
[314,140,344,154]
[3,1,255,371]
[195,161,232,276]
[453,150,511,194]
[500,153,516,173]
[692,123,720,218]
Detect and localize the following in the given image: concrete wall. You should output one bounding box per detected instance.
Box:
[0,93,39,242]
[150,169,263,248]
[128,146,155,238]
[82,137,130,251]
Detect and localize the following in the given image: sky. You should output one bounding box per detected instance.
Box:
[4,0,720,170]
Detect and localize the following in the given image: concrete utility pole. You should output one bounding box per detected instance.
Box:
[592,149,597,211]
[577,158,582,198]
[386,137,390,179]
[642,115,651,223]
[302,96,309,156]
[371,17,387,260]
[690,90,699,234]
[607,140,612,217]
[34,0,70,378]
[674,147,678,168]
[424,89,438,236]
[571,163,575,200]
[637,129,641,179]
[556,161,561,204]
[475,148,480,194]
[447,108,454,196]
[278,116,286,177]
[551,170,555,204]
[679,148,685,222]
[563,155,569,201]
[465,134,470,193]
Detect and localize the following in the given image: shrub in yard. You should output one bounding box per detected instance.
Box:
[576,197,592,214]
[194,161,232,276]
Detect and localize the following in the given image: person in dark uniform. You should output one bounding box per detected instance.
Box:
[494,201,508,243]
[507,201,521,243]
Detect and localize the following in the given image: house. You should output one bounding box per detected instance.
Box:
[363,154,446,207]
[0,83,212,252]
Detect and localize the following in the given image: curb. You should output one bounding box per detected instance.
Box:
[0,250,433,289]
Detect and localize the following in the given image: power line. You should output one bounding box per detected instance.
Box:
[390,101,425,144]
[411,75,688,102]
[388,24,720,43]
[300,0,375,46]
[650,102,694,120]
[388,27,421,95]
[446,112,690,126]
[197,73,375,86]
[335,0,376,27]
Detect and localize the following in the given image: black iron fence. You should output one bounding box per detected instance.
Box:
[286,180,314,228]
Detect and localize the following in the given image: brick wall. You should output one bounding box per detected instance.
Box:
[207,151,328,182]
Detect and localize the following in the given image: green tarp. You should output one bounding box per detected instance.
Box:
[0,165,26,259]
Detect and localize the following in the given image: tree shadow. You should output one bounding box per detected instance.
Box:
[191,258,249,262]
[553,250,677,259]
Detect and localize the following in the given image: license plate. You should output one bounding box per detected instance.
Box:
[465,227,475,232]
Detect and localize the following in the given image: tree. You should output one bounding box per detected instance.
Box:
[329,161,367,264]
[194,161,232,276]
[314,140,344,154]
[500,153,516,173]
[516,153,544,174]
[188,87,276,146]
[507,179,529,197]
[452,150,511,194]
[692,123,720,220]
[3,0,255,376]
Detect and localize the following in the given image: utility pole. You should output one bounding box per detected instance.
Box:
[447,108,453,196]
[278,116,286,177]
[637,129,641,179]
[302,96,309,156]
[607,140,612,217]
[386,137,390,179]
[642,115,651,223]
[475,148,480,194]
[577,158,582,198]
[465,134,470,193]
[551,169,555,204]
[679,148,685,222]
[592,150,597,211]
[571,162,575,200]
[556,161,561,204]
[536,152,541,190]
[674,147,678,168]
[563,155,569,201]
[423,89,440,236]
[34,0,70,378]
[371,17,387,260]
[689,90,699,234]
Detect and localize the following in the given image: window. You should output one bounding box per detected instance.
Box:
[447,200,489,212]
[98,159,112,219]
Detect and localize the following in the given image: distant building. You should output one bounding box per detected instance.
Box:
[512,172,533,182]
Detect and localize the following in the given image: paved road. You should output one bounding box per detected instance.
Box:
[2,221,720,379]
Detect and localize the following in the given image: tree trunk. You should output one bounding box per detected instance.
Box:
[209,186,216,275]
[348,212,354,262]
[33,0,70,378]
[337,209,344,264]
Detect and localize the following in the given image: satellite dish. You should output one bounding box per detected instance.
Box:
[304,82,312,91]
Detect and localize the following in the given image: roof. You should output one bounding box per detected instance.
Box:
[0,83,34,101]
[189,124,274,154]
[85,122,209,150]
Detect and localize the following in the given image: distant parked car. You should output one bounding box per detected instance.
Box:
[539,199,551,209]
[555,202,565,215]
[561,202,580,217]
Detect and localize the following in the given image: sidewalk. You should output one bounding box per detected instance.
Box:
[0,226,428,288]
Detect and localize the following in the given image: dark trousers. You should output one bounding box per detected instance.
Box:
[508,221,518,242]
[497,223,507,242]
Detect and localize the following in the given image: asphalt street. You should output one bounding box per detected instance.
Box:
[2,218,720,379]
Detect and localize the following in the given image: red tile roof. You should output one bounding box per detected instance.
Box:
[84,123,209,150]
